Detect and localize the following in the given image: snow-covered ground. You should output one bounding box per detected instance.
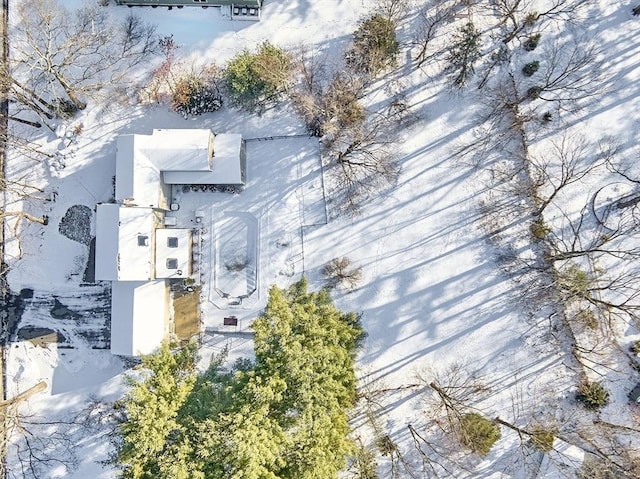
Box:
[4,0,640,477]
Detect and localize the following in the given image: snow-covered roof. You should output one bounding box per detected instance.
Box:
[155,228,192,279]
[94,204,155,281]
[115,135,163,208]
[142,129,213,172]
[110,280,168,356]
[162,133,243,185]
[95,204,120,281]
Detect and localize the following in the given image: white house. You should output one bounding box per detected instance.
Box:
[95,129,245,356]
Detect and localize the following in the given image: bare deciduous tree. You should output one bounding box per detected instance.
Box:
[525,38,603,108]
[412,1,458,68]
[9,0,158,123]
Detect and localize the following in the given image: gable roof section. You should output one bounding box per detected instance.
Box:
[163,133,243,185]
[110,280,167,356]
[115,134,163,208]
[95,204,155,281]
[142,129,212,171]
[95,204,120,281]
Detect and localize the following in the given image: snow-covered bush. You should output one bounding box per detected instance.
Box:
[170,70,223,118]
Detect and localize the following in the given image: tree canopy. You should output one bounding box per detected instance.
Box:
[114,278,365,479]
[223,41,292,109]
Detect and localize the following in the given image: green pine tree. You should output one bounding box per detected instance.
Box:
[114,279,365,479]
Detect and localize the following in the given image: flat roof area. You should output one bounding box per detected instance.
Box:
[111,280,168,356]
[155,228,192,279]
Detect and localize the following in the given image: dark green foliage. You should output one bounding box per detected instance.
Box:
[223,41,292,109]
[523,33,541,51]
[523,12,539,26]
[457,413,501,456]
[446,22,482,87]
[346,14,399,76]
[115,278,365,479]
[522,60,540,77]
[527,86,542,100]
[577,381,610,410]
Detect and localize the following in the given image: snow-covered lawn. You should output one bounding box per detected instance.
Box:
[3,0,640,477]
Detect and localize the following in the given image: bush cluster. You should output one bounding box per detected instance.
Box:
[170,72,222,118]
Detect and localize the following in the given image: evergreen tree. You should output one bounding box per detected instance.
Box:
[114,279,365,479]
[446,22,482,87]
[346,14,399,76]
[116,343,198,479]
[223,41,292,109]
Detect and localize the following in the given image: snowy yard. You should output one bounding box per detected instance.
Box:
[2,0,640,477]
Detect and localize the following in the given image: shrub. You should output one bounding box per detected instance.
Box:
[351,445,378,479]
[223,41,292,109]
[529,426,555,452]
[375,435,397,456]
[346,14,399,76]
[522,60,540,77]
[559,266,591,297]
[573,308,598,329]
[523,33,541,51]
[170,70,222,117]
[527,86,542,100]
[542,111,553,122]
[530,217,550,240]
[323,74,366,131]
[53,98,80,119]
[577,381,610,410]
[322,257,363,290]
[631,340,640,354]
[292,71,365,137]
[457,413,501,456]
[523,12,538,26]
